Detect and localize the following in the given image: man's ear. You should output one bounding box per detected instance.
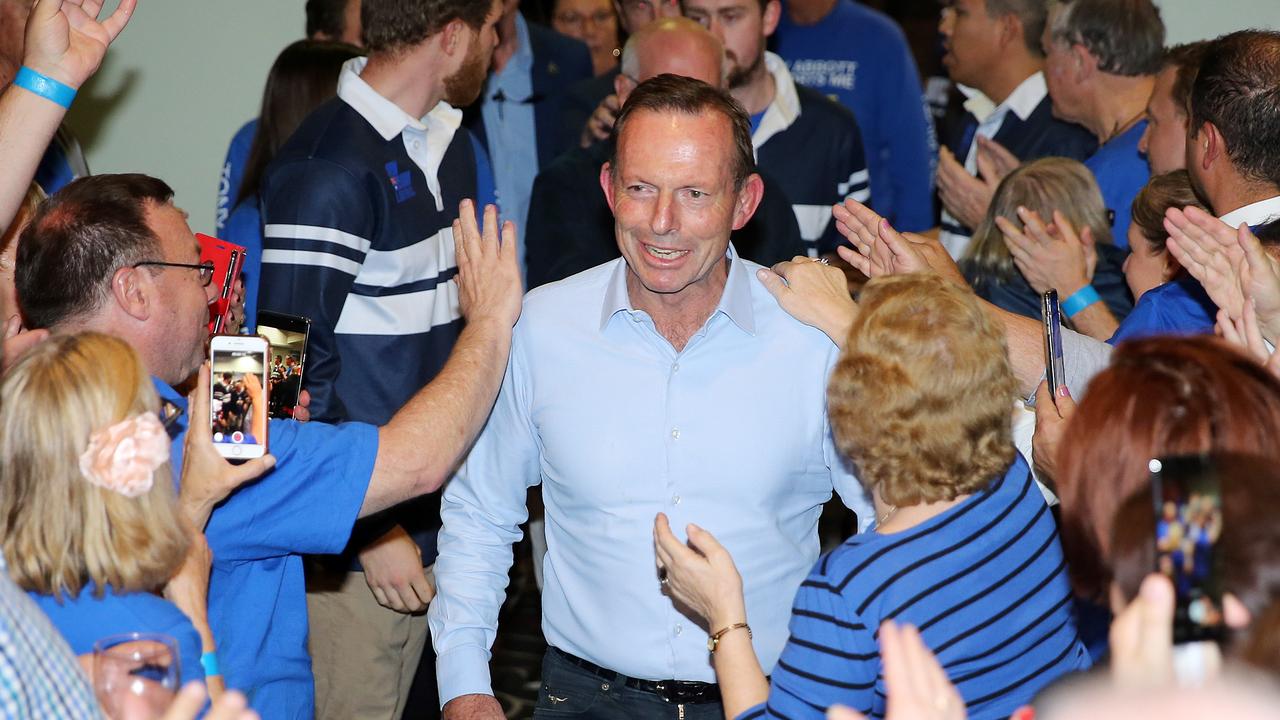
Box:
[731,173,765,231]
[441,17,467,58]
[762,0,782,38]
[998,12,1024,54]
[600,162,618,212]
[111,266,152,322]
[1201,121,1226,171]
[1072,43,1097,82]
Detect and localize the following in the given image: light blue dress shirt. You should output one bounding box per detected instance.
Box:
[429,247,872,704]
[480,12,538,273]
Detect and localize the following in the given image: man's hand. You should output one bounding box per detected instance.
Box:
[976,135,1019,180]
[453,200,522,330]
[224,278,246,334]
[580,93,619,148]
[756,257,857,348]
[1031,379,1073,484]
[442,693,504,720]
[998,207,1096,296]
[359,524,434,613]
[2,314,48,370]
[180,362,276,529]
[936,145,997,231]
[293,389,312,422]
[23,0,137,89]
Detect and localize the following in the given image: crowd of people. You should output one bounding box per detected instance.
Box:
[1,0,1279,719]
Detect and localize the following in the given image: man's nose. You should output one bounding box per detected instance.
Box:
[650,191,677,235]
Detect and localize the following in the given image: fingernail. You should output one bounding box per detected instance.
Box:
[1057,386,1070,398]
[757,269,769,280]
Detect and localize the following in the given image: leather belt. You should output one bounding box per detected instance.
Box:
[551,647,722,705]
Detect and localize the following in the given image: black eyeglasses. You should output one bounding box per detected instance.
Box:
[133,260,215,287]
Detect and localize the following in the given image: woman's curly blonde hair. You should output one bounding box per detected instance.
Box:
[828,274,1018,506]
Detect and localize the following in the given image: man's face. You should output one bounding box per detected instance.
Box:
[1041,12,1085,124]
[938,0,1005,90]
[615,0,679,34]
[603,109,752,299]
[1139,65,1188,174]
[340,0,363,46]
[443,0,502,107]
[682,0,769,90]
[142,201,216,380]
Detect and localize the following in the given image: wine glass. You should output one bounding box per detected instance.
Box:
[92,632,180,719]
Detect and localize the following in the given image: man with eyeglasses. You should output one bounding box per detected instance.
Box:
[14,172,522,719]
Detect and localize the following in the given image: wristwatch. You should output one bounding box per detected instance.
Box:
[707,622,752,652]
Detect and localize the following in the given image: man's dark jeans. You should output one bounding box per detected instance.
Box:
[533,648,727,720]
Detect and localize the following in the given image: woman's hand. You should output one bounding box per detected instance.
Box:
[756,257,857,348]
[653,513,746,629]
[180,362,276,529]
[826,621,965,720]
[999,208,1095,296]
[1031,379,1074,485]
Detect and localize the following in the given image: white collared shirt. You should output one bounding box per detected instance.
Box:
[1219,195,1280,229]
[752,52,804,151]
[336,57,462,211]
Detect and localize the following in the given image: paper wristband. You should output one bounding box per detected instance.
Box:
[201,651,221,678]
[14,67,76,109]
[1061,285,1102,318]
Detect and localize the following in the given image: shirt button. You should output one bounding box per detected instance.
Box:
[674,624,683,636]
[672,495,681,505]
[671,427,680,440]
[672,363,680,372]
[412,140,421,149]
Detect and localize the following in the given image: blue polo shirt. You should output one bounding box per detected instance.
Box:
[154,378,377,719]
[1107,275,1217,345]
[1085,121,1149,249]
[31,585,204,687]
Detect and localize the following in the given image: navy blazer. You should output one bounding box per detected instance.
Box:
[944,94,1097,166]
[464,18,593,169]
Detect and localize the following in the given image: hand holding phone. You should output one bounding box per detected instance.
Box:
[208,335,269,458]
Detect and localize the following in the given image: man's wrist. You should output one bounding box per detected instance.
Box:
[13,66,76,108]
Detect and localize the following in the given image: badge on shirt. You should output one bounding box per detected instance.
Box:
[386,161,415,204]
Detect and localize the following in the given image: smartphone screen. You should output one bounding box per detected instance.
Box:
[1149,455,1225,644]
[1041,290,1066,396]
[256,311,311,420]
[209,335,269,458]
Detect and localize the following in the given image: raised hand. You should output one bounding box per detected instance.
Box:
[1164,206,1247,320]
[23,0,137,89]
[976,135,1019,180]
[453,200,522,330]
[833,198,967,285]
[998,207,1095,296]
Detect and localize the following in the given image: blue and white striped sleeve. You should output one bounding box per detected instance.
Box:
[258,159,375,422]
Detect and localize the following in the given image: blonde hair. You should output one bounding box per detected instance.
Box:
[0,332,189,599]
[964,157,1114,282]
[828,274,1018,506]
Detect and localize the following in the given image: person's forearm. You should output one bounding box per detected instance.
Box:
[1067,303,1119,342]
[193,619,225,700]
[713,631,771,719]
[991,303,1048,397]
[0,85,64,231]
[362,317,512,517]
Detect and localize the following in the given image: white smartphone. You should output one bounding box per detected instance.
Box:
[208,334,269,459]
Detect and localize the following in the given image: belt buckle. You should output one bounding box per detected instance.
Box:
[653,680,709,704]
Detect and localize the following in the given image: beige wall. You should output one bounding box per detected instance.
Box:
[1157,0,1279,45]
[66,1,306,233]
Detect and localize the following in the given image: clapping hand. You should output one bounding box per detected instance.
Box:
[833,198,967,285]
[998,207,1096,296]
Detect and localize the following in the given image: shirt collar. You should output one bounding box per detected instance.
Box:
[1219,195,1280,229]
[337,56,463,142]
[960,71,1045,125]
[752,52,801,150]
[599,244,756,336]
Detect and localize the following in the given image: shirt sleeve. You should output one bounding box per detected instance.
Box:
[428,333,541,705]
[204,418,377,561]
[258,159,375,422]
[879,34,936,233]
[739,570,880,720]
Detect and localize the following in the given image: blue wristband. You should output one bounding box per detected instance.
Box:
[14,66,76,109]
[200,651,220,678]
[1061,285,1102,318]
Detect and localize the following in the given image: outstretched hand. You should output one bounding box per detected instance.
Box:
[23,0,137,88]
[453,200,522,330]
[756,256,857,348]
[833,198,966,285]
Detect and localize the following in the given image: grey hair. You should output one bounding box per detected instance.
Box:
[1048,0,1164,76]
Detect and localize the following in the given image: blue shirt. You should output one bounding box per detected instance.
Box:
[429,247,873,703]
[216,119,258,237]
[1085,121,1149,249]
[30,585,204,687]
[743,457,1089,720]
[1108,275,1217,345]
[774,0,936,232]
[223,196,263,333]
[480,12,538,271]
[0,556,102,719]
[154,378,377,719]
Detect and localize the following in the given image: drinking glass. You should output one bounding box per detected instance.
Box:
[92,632,180,719]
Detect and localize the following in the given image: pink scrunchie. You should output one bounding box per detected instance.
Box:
[78,412,170,498]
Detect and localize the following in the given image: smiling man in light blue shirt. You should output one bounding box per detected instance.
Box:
[430,74,871,720]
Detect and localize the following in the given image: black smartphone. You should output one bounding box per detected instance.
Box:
[1149,455,1225,644]
[1041,290,1066,397]
[256,310,311,420]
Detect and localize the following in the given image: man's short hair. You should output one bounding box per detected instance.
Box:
[1048,0,1164,77]
[1189,31,1280,189]
[610,74,755,190]
[360,0,490,54]
[305,0,350,39]
[1164,41,1210,119]
[16,174,173,330]
[987,0,1049,58]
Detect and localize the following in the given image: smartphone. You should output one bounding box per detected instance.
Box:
[208,334,269,458]
[198,233,246,335]
[255,310,311,420]
[1041,290,1066,397]
[1148,455,1225,644]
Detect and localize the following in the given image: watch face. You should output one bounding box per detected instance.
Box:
[707,637,716,652]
